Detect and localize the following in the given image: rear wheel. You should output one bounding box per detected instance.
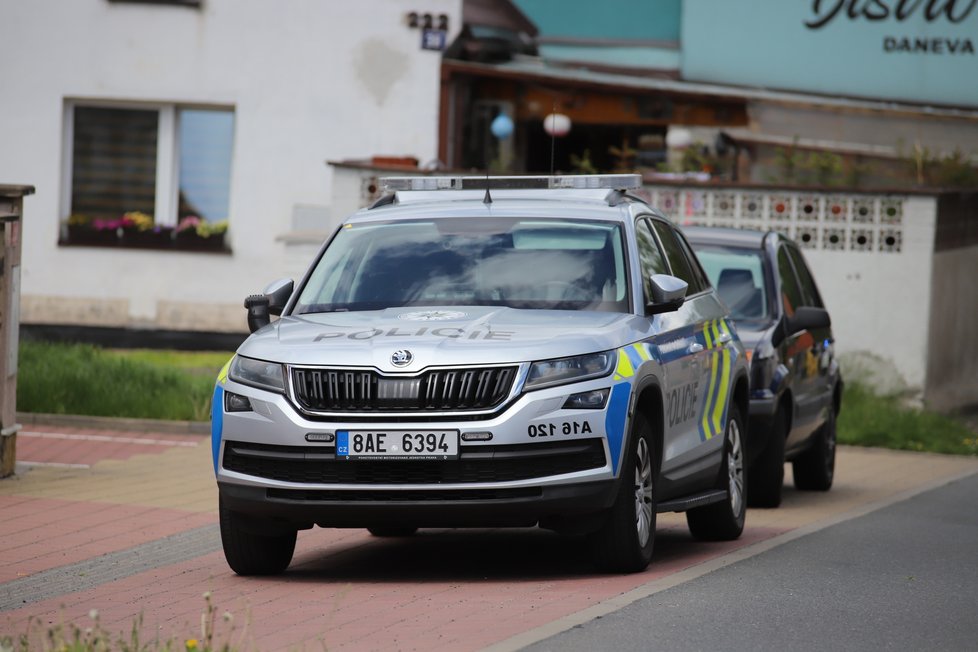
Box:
[219,498,296,576]
[748,408,786,508]
[793,406,836,491]
[687,404,747,541]
[367,525,418,537]
[589,412,656,573]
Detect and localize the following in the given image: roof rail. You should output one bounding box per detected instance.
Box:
[381,174,642,192]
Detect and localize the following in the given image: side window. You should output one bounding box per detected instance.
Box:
[635,219,668,301]
[777,246,804,317]
[651,220,704,294]
[786,245,823,308]
[674,229,711,292]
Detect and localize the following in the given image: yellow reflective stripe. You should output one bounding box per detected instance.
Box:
[616,349,635,378]
[701,350,719,438]
[217,356,233,385]
[703,321,714,349]
[711,348,731,436]
[712,320,722,350]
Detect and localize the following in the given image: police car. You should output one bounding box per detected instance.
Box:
[212,174,750,575]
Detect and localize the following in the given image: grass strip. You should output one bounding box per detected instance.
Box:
[17,341,231,422]
[838,382,977,456]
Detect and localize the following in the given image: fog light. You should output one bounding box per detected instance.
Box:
[305,432,335,443]
[224,391,252,412]
[461,431,493,441]
[562,388,609,410]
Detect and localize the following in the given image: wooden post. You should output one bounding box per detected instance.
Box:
[0,184,34,478]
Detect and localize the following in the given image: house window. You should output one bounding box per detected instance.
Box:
[63,102,234,251]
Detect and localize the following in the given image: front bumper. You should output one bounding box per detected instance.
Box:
[214,374,628,528]
[219,477,618,529]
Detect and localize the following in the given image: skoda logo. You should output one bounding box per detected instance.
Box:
[391,349,414,367]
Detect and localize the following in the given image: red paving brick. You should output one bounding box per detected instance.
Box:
[0,496,214,582]
[16,428,199,467]
[6,428,976,651]
[1,524,784,650]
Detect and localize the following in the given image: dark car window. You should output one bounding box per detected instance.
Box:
[777,245,805,317]
[636,218,668,302]
[675,229,711,292]
[693,245,770,321]
[651,220,705,294]
[786,245,824,308]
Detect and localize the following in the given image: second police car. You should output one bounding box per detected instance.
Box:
[212,174,750,575]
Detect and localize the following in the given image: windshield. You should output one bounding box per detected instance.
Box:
[693,245,771,322]
[294,217,629,314]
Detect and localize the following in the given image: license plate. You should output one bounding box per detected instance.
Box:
[336,430,459,460]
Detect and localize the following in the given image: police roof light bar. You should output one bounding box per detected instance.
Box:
[381,174,642,192]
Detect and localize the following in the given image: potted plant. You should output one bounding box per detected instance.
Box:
[175,215,229,251]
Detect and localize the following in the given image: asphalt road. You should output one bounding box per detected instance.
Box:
[526,472,978,652]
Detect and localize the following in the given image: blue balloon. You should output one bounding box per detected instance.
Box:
[490,113,514,140]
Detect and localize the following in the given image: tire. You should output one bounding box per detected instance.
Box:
[793,406,836,491]
[687,404,747,541]
[219,498,296,576]
[748,408,786,508]
[367,525,418,537]
[589,412,656,573]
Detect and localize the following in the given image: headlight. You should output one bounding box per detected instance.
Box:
[228,355,286,393]
[525,351,615,391]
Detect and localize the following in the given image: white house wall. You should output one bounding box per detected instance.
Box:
[0,0,460,332]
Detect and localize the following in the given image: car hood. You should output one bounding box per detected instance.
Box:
[238,306,650,371]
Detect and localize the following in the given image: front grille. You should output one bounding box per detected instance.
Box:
[222,439,607,484]
[267,487,541,502]
[291,366,518,413]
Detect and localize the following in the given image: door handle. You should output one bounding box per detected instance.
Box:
[687,343,704,354]
[717,332,732,344]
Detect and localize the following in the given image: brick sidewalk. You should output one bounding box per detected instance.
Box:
[2,425,976,651]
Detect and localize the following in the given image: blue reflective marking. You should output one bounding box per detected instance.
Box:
[210,386,223,474]
[604,382,631,475]
[336,431,350,457]
[624,345,643,370]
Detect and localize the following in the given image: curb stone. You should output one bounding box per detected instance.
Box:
[16,412,210,435]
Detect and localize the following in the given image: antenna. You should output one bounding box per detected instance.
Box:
[484,109,493,204]
[483,170,492,204]
[549,101,557,176]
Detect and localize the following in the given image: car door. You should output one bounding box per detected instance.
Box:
[644,218,727,493]
[776,242,821,450]
[786,243,835,426]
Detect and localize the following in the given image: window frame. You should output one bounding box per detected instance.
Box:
[60,98,234,232]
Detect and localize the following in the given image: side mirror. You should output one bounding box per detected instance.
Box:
[645,274,688,316]
[787,306,830,335]
[771,306,831,347]
[244,278,294,333]
[264,278,294,316]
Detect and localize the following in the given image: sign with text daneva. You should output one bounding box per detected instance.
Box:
[681,0,978,107]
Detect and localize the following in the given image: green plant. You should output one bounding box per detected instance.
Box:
[569,149,598,174]
[837,382,977,456]
[801,151,843,186]
[1,594,246,652]
[17,341,230,421]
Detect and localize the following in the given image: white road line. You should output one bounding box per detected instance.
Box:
[19,431,200,447]
[18,461,91,469]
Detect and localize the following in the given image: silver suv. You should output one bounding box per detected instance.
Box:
[212,175,750,575]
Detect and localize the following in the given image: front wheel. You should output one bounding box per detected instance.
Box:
[748,407,786,508]
[219,498,297,576]
[589,412,656,573]
[687,404,747,541]
[793,406,836,491]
